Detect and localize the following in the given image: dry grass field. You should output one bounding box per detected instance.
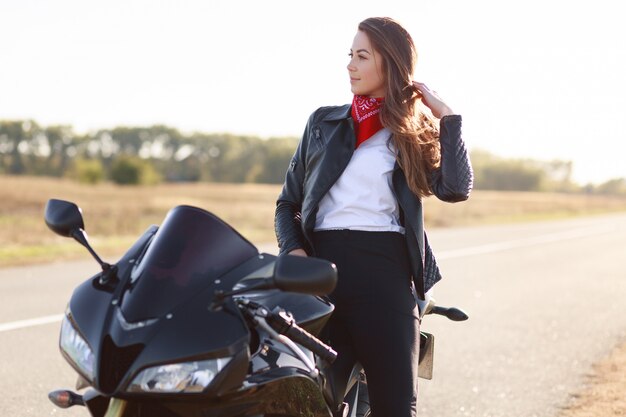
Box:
[2,174,626,267]
[0,175,280,266]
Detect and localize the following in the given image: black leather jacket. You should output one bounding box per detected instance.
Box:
[275,104,473,299]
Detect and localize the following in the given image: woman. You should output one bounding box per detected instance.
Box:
[275,17,473,417]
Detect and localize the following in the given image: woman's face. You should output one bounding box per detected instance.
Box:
[347,30,386,98]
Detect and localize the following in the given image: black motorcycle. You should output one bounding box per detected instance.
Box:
[46,199,467,417]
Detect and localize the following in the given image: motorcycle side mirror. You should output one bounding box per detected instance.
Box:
[211,255,337,307]
[44,199,114,280]
[44,199,85,238]
[272,255,337,296]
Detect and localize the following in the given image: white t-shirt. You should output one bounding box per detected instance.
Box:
[314,128,404,233]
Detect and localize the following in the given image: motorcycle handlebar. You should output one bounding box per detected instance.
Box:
[266,309,337,364]
[422,297,469,321]
[428,306,469,321]
[285,322,337,364]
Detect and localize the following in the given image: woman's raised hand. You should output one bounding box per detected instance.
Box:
[411,81,454,119]
[288,248,308,257]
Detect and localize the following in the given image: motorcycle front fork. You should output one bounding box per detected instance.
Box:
[103,398,127,417]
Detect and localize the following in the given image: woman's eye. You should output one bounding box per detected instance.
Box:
[348,52,367,60]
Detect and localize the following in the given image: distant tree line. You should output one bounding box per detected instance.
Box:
[1,120,624,194]
[0,120,296,185]
[470,150,625,195]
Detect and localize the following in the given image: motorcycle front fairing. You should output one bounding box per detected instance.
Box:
[63,206,267,397]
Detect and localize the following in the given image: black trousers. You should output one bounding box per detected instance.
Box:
[314,230,421,417]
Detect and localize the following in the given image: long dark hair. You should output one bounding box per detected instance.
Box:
[358,17,440,198]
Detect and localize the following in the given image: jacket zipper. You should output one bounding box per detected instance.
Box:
[302,118,356,254]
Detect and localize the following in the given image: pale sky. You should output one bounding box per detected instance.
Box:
[1,0,624,184]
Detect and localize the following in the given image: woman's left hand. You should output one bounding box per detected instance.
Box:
[412,81,455,119]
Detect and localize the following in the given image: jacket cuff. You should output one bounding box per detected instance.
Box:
[440,114,462,127]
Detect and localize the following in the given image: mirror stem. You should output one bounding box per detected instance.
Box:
[71,229,106,266]
[212,279,274,304]
[70,229,118,285]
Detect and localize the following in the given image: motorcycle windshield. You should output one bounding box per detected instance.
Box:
[121,205,258,322]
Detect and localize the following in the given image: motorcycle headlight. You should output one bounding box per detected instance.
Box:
[60,316,95,381]
[126,357,232,393]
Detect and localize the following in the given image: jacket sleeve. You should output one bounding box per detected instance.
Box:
[274,113,313,255]
[429,115,474,202]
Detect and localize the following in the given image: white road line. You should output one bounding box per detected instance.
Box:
[0,314,64,333]
[437,226,611,260]
[0,224,613,333]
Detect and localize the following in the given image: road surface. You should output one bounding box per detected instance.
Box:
[1,213,625,416]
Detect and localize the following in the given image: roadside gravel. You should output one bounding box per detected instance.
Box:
[559,339,626,416]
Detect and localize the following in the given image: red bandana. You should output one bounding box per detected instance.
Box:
[351,95,384,148]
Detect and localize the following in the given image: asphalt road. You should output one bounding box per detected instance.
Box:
[1,213,625,417]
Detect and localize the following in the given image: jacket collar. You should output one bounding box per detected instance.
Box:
[320,104,351,121]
